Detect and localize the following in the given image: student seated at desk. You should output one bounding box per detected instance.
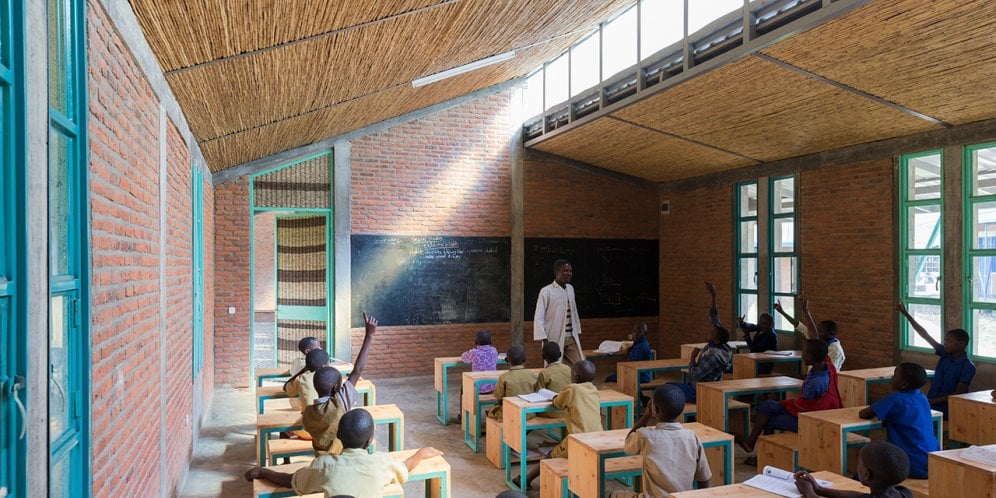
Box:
[489,346,535,422]
[668,303,733,404]
[896,302,975,417]
[858,362,938,479]
[775,296,845,371]
[611,384,711,498]
[738,340,842,457]
[516,360,603,490]
[245,409,441,498]
[535,342,571,418]
[291,336,321,382]
[705,282,735,373]
[605,322,654,383]
[794,441,914,498]
[736,313,778,374]
[462,329,499,394]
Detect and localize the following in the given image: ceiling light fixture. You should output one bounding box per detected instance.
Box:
[411,51,516,88]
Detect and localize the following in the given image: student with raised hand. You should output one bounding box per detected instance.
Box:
[668,313,733,403]
[736,312,778,374]
[245,409,443,498]
[858,363,938,479]
[705,282,734,373]
[610,385,711,497]
[794,441,914,498]
[775,296,845,371]
[896,302,975,416]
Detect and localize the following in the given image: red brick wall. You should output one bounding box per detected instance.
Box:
[349,93,514,377]
[658,184,734,358]
[88,1,212,495]
[213,177,252,387]
[524,155,660,358]
[799,159,896,369]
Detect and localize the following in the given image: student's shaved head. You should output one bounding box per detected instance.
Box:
[305,348,330,371]
[298,336,320,353]
[541,342,562,363]
[860,441,910,486]
[653,384,686,421]
[507,345,525,366]
[337,409,375,449]
[313,366,342,397]
[572,360,596,383]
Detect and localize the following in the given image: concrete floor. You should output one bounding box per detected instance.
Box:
[179,374,757,498]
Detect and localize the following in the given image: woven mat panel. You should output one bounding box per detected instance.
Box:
[275,215,327,367]
[253,155,331,209]
[531,116,754,182]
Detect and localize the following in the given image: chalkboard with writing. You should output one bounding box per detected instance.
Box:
[351,235,511,327]
[525,238,659,320]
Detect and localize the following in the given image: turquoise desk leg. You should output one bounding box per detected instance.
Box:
[258,396,265,414]
[723,440,733,484]
[435,389,448,425]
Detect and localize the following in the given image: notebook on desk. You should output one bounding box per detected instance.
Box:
[960,445,996,466]
[518,388,558,403]
[743,466,832,498]
[764,350,795,356]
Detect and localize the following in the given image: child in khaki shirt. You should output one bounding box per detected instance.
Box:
[610,384,711,498]
[245,409,442,498]
[489,346,535,421]
[518,360,602,489]
[535,342,571,418]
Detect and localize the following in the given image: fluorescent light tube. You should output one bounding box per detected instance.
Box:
[412,50,516,88]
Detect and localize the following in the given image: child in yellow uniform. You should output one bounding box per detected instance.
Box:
[245,409,443,498]
[534,342,571,418]
[489,346,535,421]
[518,360,602,489]
[301,312,379,453]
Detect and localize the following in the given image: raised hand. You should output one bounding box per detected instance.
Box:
[736,314,746,325]
[895,302,909,315]
[799,295,809,313]
[705,282,716,296]
[363,312,378,335]
[773,300,783,313]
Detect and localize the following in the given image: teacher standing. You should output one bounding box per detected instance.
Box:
[534,259,585,366]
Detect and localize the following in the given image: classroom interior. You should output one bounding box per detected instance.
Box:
[6,0,996,496]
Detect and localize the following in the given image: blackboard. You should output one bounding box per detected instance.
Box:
[351,235,511,327]
[525,238,659,320]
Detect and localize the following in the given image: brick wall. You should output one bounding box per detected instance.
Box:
[213,177,252,387]
[88,1,212,495]
[799,159,896,369]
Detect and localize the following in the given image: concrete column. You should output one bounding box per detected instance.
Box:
[333,141,353,360]
[509,88,525,347]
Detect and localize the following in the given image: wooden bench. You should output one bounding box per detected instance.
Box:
[680,400,750,436]
[901,478,929,498]
[263,404,404,465]
[486,416,505,468]
[756,432,871,473]
[540,455,643,498]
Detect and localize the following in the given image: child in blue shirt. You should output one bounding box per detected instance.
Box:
[859,362,939,479]
[896,303,975,416]
[605,322,653,383]
[736,312,777,374]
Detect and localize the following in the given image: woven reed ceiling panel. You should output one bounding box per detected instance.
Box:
[200,42,569,171]
[762,0,996,126]
[611,56,942,163]
[130,0,630,170]
[531,117,756,183]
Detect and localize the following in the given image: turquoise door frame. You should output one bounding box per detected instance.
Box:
[192,166,205,375]
[248,151,334,386]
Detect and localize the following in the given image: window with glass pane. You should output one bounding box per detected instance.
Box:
[544,54,568,109]
[640,0,684,59]
[687,0,742,36]
[965,143,996,359]
[521,71,543,120]
[900,151,943,350]
[736,181,759,322]
[570,33,598,96]
[769,176,797,332]
[601,6,637,80]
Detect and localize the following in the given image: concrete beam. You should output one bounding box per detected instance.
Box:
[333,141,353,360]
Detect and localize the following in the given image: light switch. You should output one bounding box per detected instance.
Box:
[228,306,236,315]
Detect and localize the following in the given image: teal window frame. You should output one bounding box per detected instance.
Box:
[735,180,759,322]
[769,175,798,333]
[47,0,90,495]
[192,166,204,375]
[899,150,944,353]
[962,142,996,361]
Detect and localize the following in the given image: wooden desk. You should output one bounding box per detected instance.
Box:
[252,449,450,498]
[255,359,354,387]
[256,404,405,466]
[617,358,688,400]
[732,351,803,379]
[567,423,734,498]
[461,369,540,453]
[433,356,507,425]
[502,389,634,492]
[928,447,996,497]
[950,391,996,445]
[671,471,868,497]
[697,376,803,432]
[681,341,748,359]
[257,376,375,414]
[838,367,935,407]
[798,406,943,475]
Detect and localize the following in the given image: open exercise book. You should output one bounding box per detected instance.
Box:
[518,388,558,403]
[764,350,795,356]
[960,444,996,467]
[743,466,832,498]
[595,340,626,354]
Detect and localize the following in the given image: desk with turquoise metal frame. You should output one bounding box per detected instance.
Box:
[256,378,375,414]
[799,406,943,475]
[434,355,507,425]
[696,376,803,433]
[502,389,633,492]
[567,424,734,498]
[255,359,354,387]
[252,449,451,498]
[617,358,688,416]
[732,351,804,379]
[462,368,541,453]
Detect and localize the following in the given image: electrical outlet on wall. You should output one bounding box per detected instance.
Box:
[228,306,235,315]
